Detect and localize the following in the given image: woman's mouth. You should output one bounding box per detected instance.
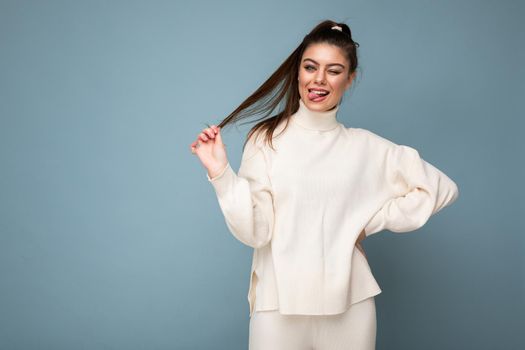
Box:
[307,88,330,102]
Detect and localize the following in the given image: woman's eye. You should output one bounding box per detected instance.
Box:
[304,66,340,75]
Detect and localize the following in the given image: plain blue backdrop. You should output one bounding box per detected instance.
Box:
[1,0,523,349]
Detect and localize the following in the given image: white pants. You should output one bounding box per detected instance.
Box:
[249,297,376,350]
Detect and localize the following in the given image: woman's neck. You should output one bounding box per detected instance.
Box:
[291,98,340,131]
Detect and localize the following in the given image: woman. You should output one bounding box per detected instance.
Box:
[190,20,459,350]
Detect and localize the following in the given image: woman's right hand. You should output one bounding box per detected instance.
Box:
[190,124,229,179]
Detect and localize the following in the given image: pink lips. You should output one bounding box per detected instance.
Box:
[308,88,330,102]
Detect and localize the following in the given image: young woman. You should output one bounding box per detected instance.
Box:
[190,20,459,350]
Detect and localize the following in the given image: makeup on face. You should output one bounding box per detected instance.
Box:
[298,43,353,110]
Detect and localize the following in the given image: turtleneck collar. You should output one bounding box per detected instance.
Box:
[291,98,340,131]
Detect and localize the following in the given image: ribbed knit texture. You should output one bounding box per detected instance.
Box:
[207,98,459,316]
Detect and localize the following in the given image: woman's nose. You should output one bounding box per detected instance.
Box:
[315,71,326,84]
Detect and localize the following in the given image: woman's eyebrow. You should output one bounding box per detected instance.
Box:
[302,58,345,69]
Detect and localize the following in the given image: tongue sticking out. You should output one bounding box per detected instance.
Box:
[308,91,328,101]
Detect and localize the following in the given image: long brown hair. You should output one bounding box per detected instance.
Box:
[217,19,360,151]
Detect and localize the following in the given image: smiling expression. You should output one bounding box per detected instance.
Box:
[298,42,356,112]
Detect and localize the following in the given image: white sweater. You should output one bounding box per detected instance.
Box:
[207,98,459,316]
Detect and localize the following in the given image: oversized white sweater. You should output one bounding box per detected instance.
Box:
[207,98,459,316]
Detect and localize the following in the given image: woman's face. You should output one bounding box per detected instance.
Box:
[298,42,356,112]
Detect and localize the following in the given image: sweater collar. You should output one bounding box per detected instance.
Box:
[291,98,340,131]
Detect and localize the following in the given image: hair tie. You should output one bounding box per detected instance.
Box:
[331,25,343,32]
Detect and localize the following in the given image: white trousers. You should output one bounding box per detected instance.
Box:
[248,297,376,350]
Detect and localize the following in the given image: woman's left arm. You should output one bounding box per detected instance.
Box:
[364,144,459,236]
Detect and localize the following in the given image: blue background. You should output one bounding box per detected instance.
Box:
[1,0,523,349]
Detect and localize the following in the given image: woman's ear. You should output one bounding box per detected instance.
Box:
[345,71,356,90]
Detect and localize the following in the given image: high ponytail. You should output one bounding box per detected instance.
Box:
[216,19,360,151]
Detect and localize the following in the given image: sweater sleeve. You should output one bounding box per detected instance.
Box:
[206,135,274,248]
[364,144,459,237]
